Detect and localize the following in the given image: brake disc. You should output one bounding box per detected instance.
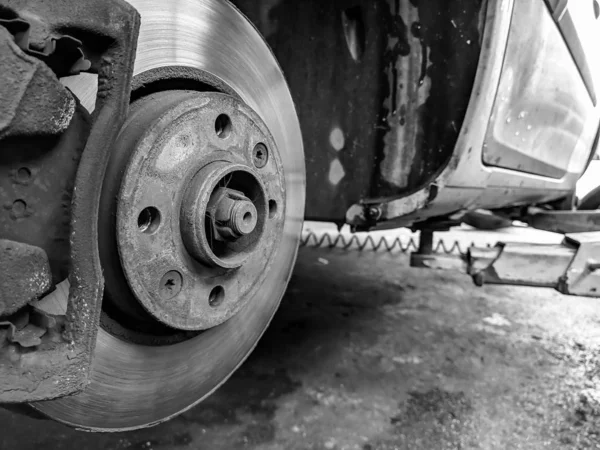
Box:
[33,0,304,431]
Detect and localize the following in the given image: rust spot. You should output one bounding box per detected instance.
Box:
[377,0,484,198]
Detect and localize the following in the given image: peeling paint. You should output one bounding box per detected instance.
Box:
[380,0,429,190]
[378,0,484,199]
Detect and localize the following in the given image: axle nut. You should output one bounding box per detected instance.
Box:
[228,199,258,236]
[208,187,258,240]
[180,161,267,269]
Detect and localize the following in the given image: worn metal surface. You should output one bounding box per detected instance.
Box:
[233,0,484,222]
[37,0,305,430]
[0,0,140,403]
[0,26,74,139]
[0,239,51,317]
[207,187,259,241]
[103,91,285,331]
[181,162,269,271]
[561,232,600,297]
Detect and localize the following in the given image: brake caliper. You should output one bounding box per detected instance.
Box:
[0,0,140,403]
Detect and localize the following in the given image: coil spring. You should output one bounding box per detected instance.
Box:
[300,230,473,255]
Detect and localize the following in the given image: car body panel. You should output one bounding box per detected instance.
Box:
[482,0,594,179]
[362,0,600,229]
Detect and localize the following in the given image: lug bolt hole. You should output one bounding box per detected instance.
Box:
[138,207,161,234]
[16,167,31,182]
[215,114,232,139]
[268,200,278,219]
[11,199,26,219]
[243,212,252,224]
[209,286,225,308]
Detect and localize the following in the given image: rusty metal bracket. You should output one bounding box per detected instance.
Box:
[0,0,140,403]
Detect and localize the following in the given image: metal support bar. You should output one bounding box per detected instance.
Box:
[409,230,600,298]
[560,232,600,296]
[467,243,575,289]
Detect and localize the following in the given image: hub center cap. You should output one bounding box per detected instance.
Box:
[109,90,286,331]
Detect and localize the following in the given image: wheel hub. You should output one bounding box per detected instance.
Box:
[112,90,285,331]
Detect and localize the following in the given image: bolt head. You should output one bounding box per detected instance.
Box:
[253,143,268,168]
[208,187,258,240]
[159,271,183,300]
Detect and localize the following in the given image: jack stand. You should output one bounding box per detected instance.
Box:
[410,230,467,272]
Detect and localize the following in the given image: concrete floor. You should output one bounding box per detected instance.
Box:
[2,244,600,449]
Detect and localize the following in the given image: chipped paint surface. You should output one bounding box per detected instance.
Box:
[377,0,484,198]
[381,0,429,190]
